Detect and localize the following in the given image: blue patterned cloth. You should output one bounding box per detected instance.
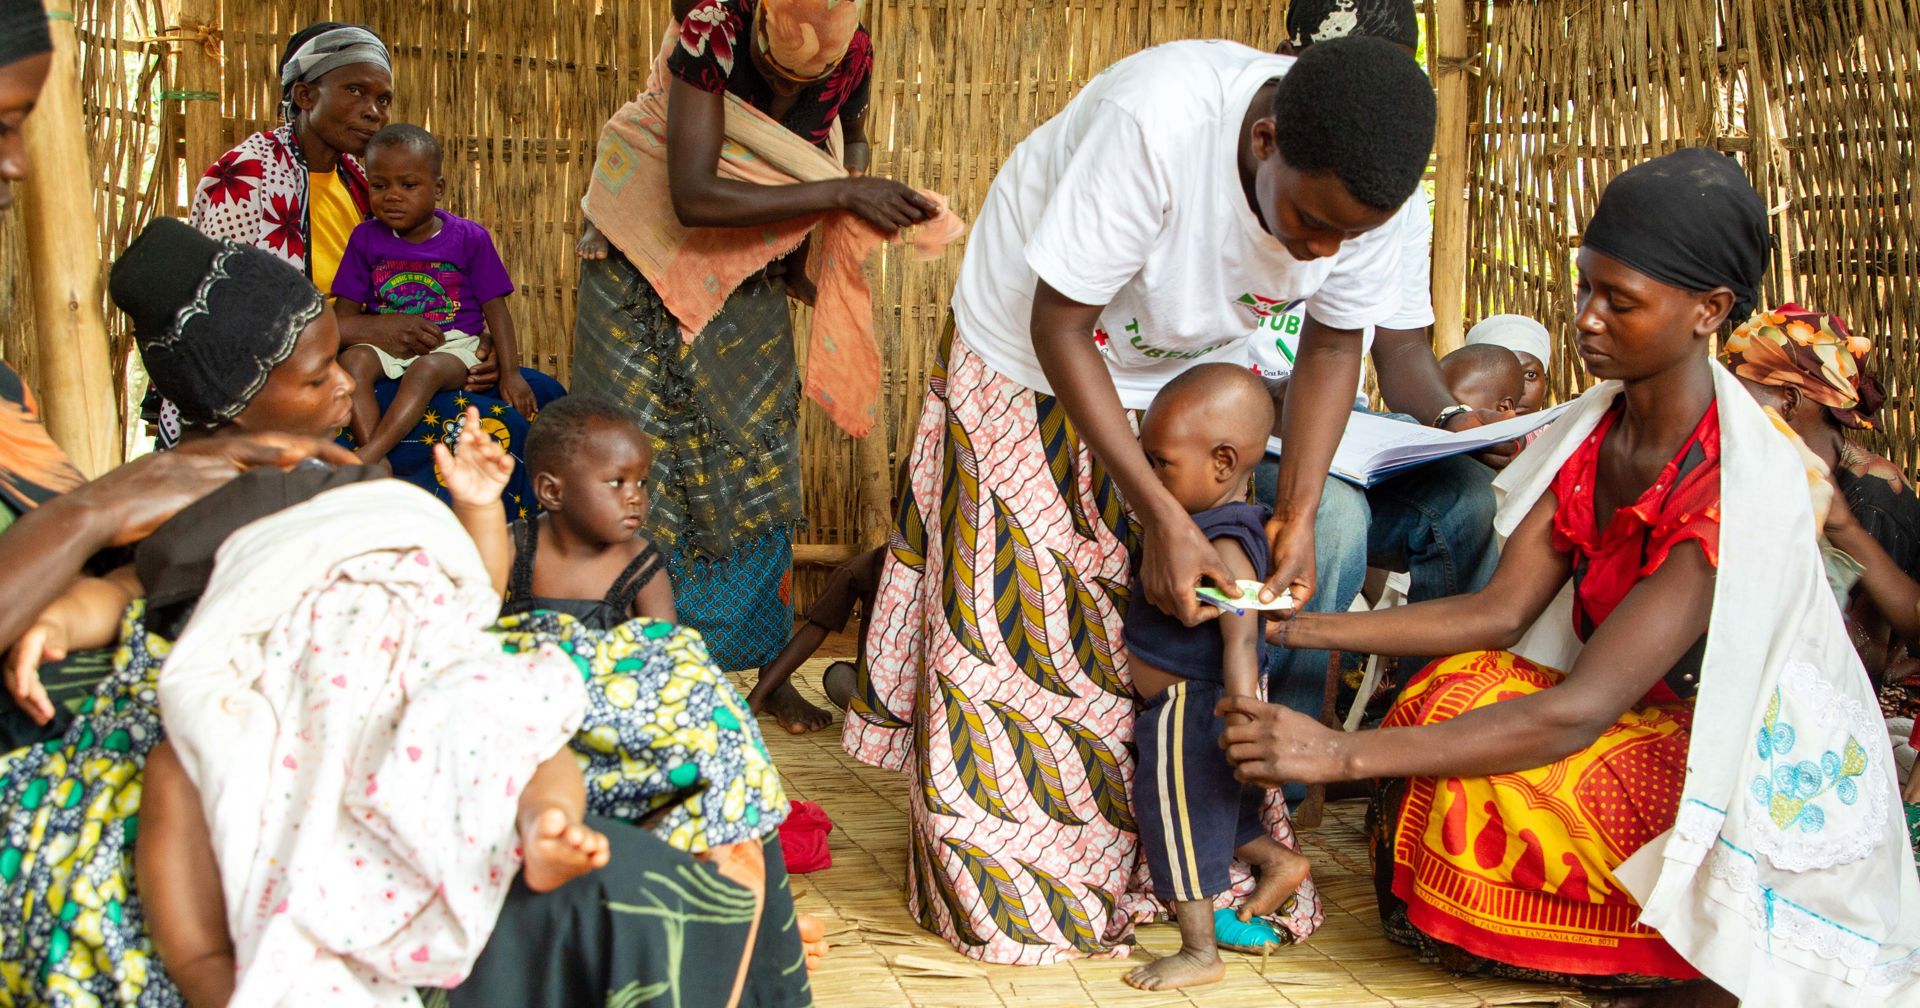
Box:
[344,368,564,520]
[668,527,795,673]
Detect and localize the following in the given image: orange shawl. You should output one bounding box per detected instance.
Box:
[583,30,963,438]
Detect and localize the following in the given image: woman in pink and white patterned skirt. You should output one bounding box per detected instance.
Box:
[841,37,1436,964]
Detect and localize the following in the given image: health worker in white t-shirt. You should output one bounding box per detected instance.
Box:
[1249,0,1513,804]
[842,37,1436,966]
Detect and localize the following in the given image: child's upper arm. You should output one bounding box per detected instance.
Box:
[633,575,677,624]
[631,543,677,624]
[38,565,144,651]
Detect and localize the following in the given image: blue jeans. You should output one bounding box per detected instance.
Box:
[1253,414,1499,797]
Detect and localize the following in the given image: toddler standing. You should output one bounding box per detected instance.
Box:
[1122,363,1311,991]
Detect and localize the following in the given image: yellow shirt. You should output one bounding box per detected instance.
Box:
[307,170,360,296]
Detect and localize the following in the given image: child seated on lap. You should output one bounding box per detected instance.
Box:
[333,123,536,464]
[501,396,674,629]
[1122,363,1310,991]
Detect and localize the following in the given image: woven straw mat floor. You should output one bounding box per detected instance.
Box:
[733,638,1587,1008]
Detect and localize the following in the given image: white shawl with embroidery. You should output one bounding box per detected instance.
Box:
[1492,361,1919,1006]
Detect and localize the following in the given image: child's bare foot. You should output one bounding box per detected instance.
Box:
[798,913,829,973]
[1123,948,1224,991]
[520,806,610,892]
[765,680,834,734]
[1234,837,1311,921]
[576,221,610,261]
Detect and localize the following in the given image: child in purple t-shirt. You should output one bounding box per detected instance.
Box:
[332,124,535,465]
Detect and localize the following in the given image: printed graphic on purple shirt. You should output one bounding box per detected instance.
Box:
[332,210,514,335]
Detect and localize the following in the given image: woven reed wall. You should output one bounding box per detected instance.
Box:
[171,0,1291,605]
[1466,0,1919,469]
[0,0,173,447]
[5,1,1914,582]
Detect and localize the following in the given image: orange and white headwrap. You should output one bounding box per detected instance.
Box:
[1721,302,1884,430]
[755,0,860,82]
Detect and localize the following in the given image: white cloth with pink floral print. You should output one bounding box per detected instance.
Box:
[158,480,586,1007]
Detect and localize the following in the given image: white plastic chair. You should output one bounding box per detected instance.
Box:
[1342,569,1409,731]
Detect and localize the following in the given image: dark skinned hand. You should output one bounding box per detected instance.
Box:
[77,433,358,546]
[354,312,445,360]
[1259,516,1316,616]
[1139,512,1234,627]
[838,176,937,233]
[1443,407,1522,469]
[465,338,501,392]
[1216,694,1347,787]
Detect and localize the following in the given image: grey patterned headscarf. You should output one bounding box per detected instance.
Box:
[278,23,390,121]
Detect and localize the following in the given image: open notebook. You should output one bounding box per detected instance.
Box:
[1267,402,1573,488]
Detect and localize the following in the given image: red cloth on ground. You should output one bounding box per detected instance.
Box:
[778,800,834,873]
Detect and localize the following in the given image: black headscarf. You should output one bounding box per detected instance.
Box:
[0,0,49,70]
[1285,0,1419,52]
[109,217,324,430]
[1581,147,1771,319]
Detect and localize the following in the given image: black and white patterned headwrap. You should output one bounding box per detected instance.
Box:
[110,217,324,430]
[1285,0,1419,51]
[278,23,390,121]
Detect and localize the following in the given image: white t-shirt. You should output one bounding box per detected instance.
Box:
[1247,187,1434,397]
[950,40,1411,410]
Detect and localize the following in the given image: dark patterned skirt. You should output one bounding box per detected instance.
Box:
[572,253,801,671]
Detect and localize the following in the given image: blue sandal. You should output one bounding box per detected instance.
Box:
[1213,907,1283,953]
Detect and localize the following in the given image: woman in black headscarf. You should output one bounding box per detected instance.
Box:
[1212,148,1815,1005]
[4,217,812,1008]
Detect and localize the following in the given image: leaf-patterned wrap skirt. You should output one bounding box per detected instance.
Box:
[1372,650,1700,985]
[842,332,1321,965]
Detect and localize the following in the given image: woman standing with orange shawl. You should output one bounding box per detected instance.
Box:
[573,0,935,735]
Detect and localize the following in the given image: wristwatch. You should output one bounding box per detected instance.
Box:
[1432,403,1473,428]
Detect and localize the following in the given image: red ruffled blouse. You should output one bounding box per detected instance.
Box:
[1550,398,1722,644]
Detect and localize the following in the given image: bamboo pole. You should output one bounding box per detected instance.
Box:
[17,0,116,476]
[794,542,862,567]
[175,0,222,208]
[855,394,892,551]
[1429,0,1470,354]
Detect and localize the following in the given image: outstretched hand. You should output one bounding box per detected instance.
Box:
[433,407,515,509]
[77,433,358,547]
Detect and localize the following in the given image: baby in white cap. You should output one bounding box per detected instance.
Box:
[1465,313,1551,413]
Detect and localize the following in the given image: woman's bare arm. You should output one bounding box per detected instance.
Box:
[664,81,930,230]
[1222,540,1714,786]
[1029,281,1231,627]
[1282,494,1571,657]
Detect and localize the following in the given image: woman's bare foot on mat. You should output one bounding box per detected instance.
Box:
[520,806,610,892]
[1235,838,1311,920]
[766,680,834,734]
[1124,948,1224,991]
[577,221,610,260]
[798,913,829,972]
